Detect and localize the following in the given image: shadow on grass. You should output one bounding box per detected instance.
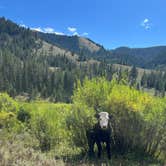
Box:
[55,152,163,166]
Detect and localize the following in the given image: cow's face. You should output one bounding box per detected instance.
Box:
[97,112,110,129]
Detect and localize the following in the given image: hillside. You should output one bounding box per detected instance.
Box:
[2,16,166,70]
[0,17,114,101]
[38,29,166,70]
[38,32,103,55]
[1,17,166,101]
[109,46,166,69]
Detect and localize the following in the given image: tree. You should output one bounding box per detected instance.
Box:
[129,65,138,87]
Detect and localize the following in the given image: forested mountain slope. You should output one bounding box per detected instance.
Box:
[1,17,166,101]
[109,46,166,69]
[0,17,113,101]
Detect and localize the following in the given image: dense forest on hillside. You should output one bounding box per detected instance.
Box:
[0,17,111,101]
[1,17,166,102]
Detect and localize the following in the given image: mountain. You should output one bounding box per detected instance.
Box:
[38,32,102,54]
[38,30,166,69]
[1,16,166,69]
[1,16,166,101]
[0,17,112,101]
[109,46,166,69]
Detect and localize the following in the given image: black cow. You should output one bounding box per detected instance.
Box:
[86,112,112,159]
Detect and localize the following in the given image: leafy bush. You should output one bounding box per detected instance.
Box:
[0,93,18,112]
[22,102,73,153]
[66,77,114,152]
[17,107,31,123]
[70,77,166,162]
[32,116,51,151]
[0,111,15,128]
[66,104,96,151]
[72,77,113,108]
[0,93,20,130]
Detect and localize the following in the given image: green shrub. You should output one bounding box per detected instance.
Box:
[66,104,96,151]
[0,93,20,130]
[24,102,73,153]
[0,93,18,112]
[70,77,166,162]
[66,77,114,151]
[32,116,51,152]
[17,107,31,123]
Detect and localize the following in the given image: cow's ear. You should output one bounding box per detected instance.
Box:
[95,113,99,119]
[109,115,113,119]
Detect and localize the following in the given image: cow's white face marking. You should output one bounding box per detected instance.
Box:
[98,112,109,129]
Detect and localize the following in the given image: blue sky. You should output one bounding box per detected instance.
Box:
[0,0,166,49]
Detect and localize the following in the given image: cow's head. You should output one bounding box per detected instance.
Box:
[96,112,112,129]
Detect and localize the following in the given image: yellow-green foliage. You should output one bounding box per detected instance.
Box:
[0,93,19,129]
[0,93,18,112]
[72,77,113,108]
[68,77,114,150]
[71,78,166,161]
[21,101,75,155]
[0,79,166,163]
[105,84,166,158]
[66,104,96,151]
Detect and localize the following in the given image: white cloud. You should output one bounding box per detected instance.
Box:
[68,27,77,33]
[31,27,64,35]
[54,31,64,35]
[67,27,81,36]
[30,25,87,37]
[31,27,44,32]
[20,24,28,28]
[141,18,152,30]
[72,32,79,36]
[143,18,149,23]
[43,27,55,33]
[82,32,89,36]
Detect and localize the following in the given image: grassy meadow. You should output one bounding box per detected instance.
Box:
[0,77,166,165]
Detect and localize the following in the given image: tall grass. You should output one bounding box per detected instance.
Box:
[0,77,166,165]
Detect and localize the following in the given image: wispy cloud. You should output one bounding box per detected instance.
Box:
[67,27,77,33]
[72,32,79,36]
[31,27,44,32]
[20,23,88,37]
[67,26,88,36]
[43,27,55,33]
[31,27,64,35]
[54,31,65,35]
[141,18,152,30]
[82,32,89,36]
[20,24,28,28]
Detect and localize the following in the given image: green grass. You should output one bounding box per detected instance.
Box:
[1,101,163,166]
[0,131,163,166]
[1,84,166,166]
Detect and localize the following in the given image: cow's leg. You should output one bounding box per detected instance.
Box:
[96,141,102,158]
[106,141,111,159]
[88,139,95,157]
[86,131,95,157]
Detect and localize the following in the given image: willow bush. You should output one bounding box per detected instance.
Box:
[66,77,113,151]
[21,101,74,154]
[0,93,20,130]
[70,77,166,161]
[66,104,96,152]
